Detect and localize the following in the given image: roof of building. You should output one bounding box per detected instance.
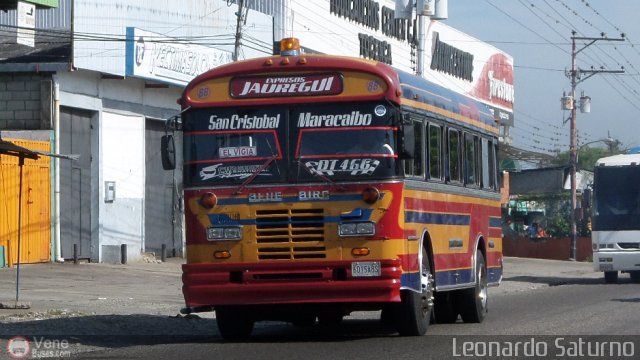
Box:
[0,26,70,68]
[509,166,593,195]
[595,153,640,167]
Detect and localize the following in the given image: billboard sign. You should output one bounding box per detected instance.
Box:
[286,0,514,121]
[16,1,35,47]
[125,27,234,86]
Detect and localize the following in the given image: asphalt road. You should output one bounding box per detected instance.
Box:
[76,269,640,359]
[2,258,639,359]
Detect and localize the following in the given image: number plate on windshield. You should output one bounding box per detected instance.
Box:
[351,261,381,277]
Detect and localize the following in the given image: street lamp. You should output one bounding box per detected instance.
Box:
[576,136,617,164]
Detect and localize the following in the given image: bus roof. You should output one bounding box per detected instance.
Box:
[182,53,506,134]
[181,54,402,107]
[596,153,640,167]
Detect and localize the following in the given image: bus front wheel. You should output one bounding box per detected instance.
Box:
[395,247,434,336]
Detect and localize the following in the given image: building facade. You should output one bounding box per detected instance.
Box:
[1,0,514,263]
[1,0,272,263]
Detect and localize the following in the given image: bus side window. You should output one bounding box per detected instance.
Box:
[404,119,424,178]
[447,128,461,183]
[481,138,491,189]
[490,141,498,190]
[427,123,442,181]
[464,133,479,186]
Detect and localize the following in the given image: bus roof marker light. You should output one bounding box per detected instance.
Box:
[280,37,301,56]
[298,57,307,64]
[264,59,274,66]
[281,57,290,65]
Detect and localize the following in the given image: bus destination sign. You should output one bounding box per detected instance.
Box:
[230,73,343,98]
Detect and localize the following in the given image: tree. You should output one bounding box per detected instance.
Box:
[551,143,624,171]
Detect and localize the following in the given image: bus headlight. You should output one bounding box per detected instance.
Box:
[207,226,242,241]
[338,222,375,237]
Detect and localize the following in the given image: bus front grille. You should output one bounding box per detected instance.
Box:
[255,208,326,260]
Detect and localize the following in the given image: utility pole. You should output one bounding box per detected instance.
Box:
[233,0,247,61]
[567,31,624,260]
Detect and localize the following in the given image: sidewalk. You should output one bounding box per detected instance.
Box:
[0,257,601,321]
[0,258,187,320]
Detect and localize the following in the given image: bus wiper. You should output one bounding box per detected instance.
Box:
[233,140,279,195]
[295,159,336,187]
[233,154,277,195]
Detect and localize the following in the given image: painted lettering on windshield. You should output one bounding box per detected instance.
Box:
[200,163,272,180]
[304,159,380,176]
[297,111,372,127]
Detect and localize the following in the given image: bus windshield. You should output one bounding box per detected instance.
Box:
[593,166,640,231]
[182,102,400,186]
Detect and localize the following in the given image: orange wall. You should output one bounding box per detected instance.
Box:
[0,138,51,266]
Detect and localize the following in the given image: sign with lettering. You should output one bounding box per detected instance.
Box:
[16,1,35,47]
[208,114,280,130]
[287,1,514,113]
[304,158,381,176]
[219,146,258,159]
[125,27,233,86]
[430,32,474,82]
[200,164,272,180]
[230,74,343,98]
[297,111,372,128]
[423,23,515,112]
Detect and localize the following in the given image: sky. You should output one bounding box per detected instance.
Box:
[442,0,640,154]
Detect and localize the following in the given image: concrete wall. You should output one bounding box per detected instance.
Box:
[0,73,52,130]
[56,69,182,263]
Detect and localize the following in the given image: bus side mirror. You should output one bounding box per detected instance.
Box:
[161,135,176,170]
[400,124,415,159]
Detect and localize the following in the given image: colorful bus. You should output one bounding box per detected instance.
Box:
[592,153,640,283]
[161,38,506,339]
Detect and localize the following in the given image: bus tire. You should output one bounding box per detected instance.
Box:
[604,271,618,284]
[216,306,254,341]
[458,250,488,323]
[291,313,316,327]
[318,312,343,327]
[395,247,434,336]
[434,291,459,324]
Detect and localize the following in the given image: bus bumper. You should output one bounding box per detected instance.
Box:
[593,251,640,272]
[182,259,402,307]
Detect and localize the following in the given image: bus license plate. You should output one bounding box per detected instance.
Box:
[599,263,614,271]
[352,261,381,277]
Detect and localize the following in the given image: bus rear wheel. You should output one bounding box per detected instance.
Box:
[395,247,434,336]
[457,250,488,323]
[216,306,254,341]
[604,271,618,284]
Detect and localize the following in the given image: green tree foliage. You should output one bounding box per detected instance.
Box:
[551,143,623,171]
